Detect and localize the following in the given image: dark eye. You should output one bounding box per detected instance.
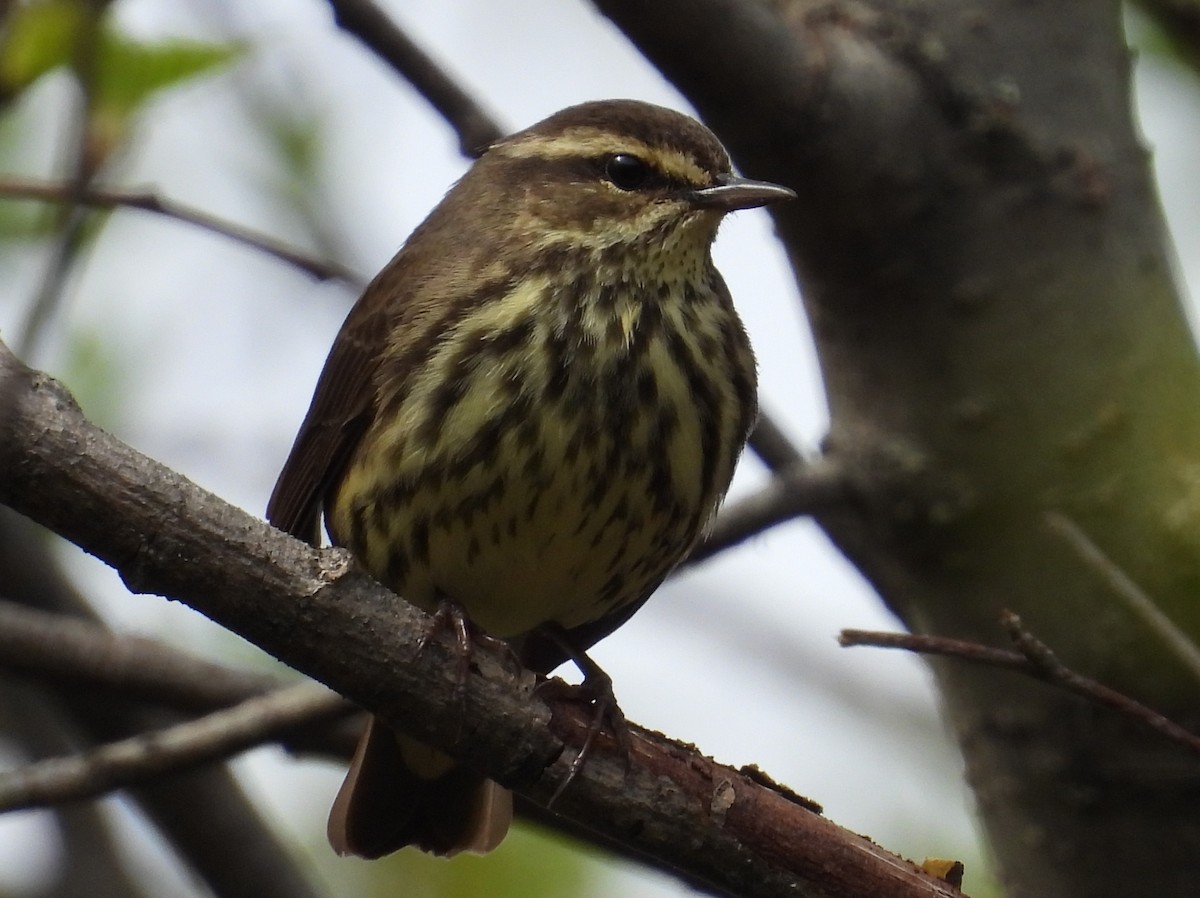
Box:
[604,153,651,190]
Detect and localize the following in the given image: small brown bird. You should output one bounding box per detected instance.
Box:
[267,99,793,858]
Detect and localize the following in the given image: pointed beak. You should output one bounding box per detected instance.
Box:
[686,173,796,212]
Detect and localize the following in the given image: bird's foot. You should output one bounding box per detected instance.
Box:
[417,599,519,738]
[534,626,632,805]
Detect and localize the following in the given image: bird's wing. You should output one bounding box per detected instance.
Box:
[266,287,389,546]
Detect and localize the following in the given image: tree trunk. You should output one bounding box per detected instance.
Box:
[600,0,1200,894]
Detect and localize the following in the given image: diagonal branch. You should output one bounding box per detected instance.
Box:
[0,339,963,898]
[0,597,283,711]
[840,615,1200,757]
[0,682,349,812]
[0,597,362,761]
[0,597,906,898]
[0,683,156,898]
[0,176,358,284]
[16,1,109,359]
[686,458,846,566]
[0,508,335,898]
[747,409,808,471]
[1045,512,1200,682]
[325,0,504,156]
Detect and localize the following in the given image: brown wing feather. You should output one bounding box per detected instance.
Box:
[266,291,388,546]
[265,152,520,545]
[266,163,504,546]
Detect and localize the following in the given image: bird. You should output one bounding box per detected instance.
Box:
[267,98,794,859]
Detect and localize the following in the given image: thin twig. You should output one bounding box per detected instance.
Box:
[18,205,91,359]
[1045,511,1200,682]
[839,628,1030,669]
[0,597,284,711]
[0,682,348,812]
[16,4,106,359]
[686,457,846,566]
[748,409,808,471]
[841,615,1200,756]
[325,0,504,157]
[0,511,334,898]
[0,596,362,758]
[0,176,359,285]
[0,683,154,898]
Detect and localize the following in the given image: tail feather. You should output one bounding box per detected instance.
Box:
[328,716,512,858]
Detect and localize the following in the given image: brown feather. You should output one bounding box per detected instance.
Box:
[328,718,510,858]
[266,297,384,543]
[267,99,788,859]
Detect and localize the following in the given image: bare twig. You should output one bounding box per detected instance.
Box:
[686,457,846,566]
[1045,511,1200,682]
[839,628,1029,669]
[841,616,1200,757]
[0,176,359,284]
[19,203,91,359]
[0,683,155,898]
[0,598,282,710]
[0,682,348,812]
[17,2,109,358]
[0,510,333,898]
[0,597,362,759]
[325,0,504,156]
[747,410,808,471]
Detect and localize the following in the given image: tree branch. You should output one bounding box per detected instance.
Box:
[747,409,808,471]
[686,458,847,566]
[0,597,902,898]
[0,683,348,812]
[0,683,156,898]
[0,509,335,898]
[840,615,1200,757]
[0,340,963,897]
[325,0,504,156]
[0,597,283,711]
[16,1,108,359]
[1045,512,1200,682]
[0,597,362,760]
[0,176,358,284]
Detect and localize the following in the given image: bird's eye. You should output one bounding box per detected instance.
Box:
[604,154,651,191]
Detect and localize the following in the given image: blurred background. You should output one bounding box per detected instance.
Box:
[0,2,1196,896]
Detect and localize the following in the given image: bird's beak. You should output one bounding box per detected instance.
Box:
[686,173,796,212]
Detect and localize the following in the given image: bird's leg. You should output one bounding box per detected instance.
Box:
[416,598,474,720]
[533,623,632,804]
[416,598,521,738]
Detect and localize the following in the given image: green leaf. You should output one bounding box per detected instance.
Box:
[0,0,86,93]
[0,1,242,112]
[95,34,243,116]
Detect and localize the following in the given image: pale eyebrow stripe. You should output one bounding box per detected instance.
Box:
[494,129,709,185]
